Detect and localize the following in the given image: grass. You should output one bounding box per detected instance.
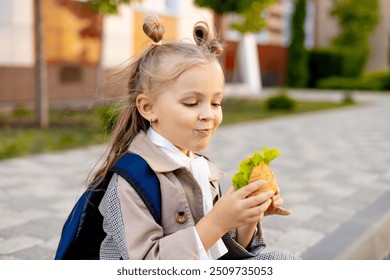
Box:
[0,108,108,160]
[221,97,354,124]
[0,95,355,160]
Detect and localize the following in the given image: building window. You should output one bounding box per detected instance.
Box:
[60,65,82,83]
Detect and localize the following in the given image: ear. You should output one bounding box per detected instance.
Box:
[136,93,155,122]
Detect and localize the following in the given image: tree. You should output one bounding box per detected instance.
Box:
[230,0,276,34]
[330,0,380,76]
[287,0,308,88]
[34,0,49,128]
[194,0,276,94]
[330,0,379,48]
[194,0,247,41]
[32,0,134,128]
[194,0,274,40]
[86,0,133,14]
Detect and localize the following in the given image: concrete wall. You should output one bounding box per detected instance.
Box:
[0,65,98,104]
[366,0,390,71]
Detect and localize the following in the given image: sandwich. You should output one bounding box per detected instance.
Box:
[232,147,280,197]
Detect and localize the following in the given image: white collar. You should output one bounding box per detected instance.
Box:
[146,127,227,259]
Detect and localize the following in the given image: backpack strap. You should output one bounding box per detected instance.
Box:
[54,152,160,260]
[111,153,161,225]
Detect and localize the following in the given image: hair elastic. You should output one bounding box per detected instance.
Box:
[152,40,162,46]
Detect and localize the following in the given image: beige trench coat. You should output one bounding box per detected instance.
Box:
[98,132,295,260]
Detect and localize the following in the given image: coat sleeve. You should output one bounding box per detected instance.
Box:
[219,222,267,260]
[99,174,199,260]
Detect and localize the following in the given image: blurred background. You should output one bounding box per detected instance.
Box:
[0,0,389,125]
[0,0,390,260]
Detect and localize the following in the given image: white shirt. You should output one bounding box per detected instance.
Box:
[146,128,228,259]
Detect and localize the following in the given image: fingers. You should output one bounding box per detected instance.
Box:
[271,195,283,208]
[236,180,268,198]
[267,196,292,216]
[273,207,292,216]
[245,198,273,220]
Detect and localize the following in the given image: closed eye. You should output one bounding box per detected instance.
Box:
[183,102,199,107]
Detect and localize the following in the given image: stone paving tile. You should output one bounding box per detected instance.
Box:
[0,217,64,240]
[263,228,326,257]
[0,236,44,255]
[1,91,390,259]
[0,210,49,231]
[286,205,323,221]
[10,245,54,260]
[206,92,390,258]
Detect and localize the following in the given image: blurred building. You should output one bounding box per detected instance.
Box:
[224,0,298,86]
[225,0,390,86]
[0,0,389,108]
[313,0,390,71]
[0,0,212,107]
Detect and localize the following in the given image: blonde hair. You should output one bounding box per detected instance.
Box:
[89,16,224,188]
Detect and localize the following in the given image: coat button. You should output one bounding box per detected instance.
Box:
[175,211,187,224]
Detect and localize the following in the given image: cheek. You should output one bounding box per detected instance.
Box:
[161,107,195,128]
[215,110,223,127]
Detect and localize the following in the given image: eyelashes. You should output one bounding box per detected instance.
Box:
[183,102,222,108]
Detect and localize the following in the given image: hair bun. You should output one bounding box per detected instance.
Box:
[193,21,210,46]
[208,39,223,56]
[143,16,165,44]
[193,21,223,56]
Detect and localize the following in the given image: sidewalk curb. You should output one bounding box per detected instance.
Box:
[337,208,390,259]
[301,190,390,260]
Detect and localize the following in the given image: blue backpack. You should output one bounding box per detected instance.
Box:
[54,153,161,260]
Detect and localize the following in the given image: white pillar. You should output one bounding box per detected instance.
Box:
[238,33,262,95]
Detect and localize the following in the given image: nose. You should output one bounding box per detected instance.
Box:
[199,104,214,121]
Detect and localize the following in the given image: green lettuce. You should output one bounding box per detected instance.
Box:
[232,147,280,190]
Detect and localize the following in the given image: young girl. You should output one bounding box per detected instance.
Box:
[91,16,300,260]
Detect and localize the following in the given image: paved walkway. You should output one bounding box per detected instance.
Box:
[1,90,390,260]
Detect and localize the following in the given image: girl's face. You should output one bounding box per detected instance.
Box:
[151,61,224,155]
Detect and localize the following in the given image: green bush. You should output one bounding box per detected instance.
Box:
[340,45,370,78]
[308,48,343,87]
[317,77,372,90]
[308,47,370,88]
[363,71,390,90]
[12,106,33,118]
[317,71,390,91]
[265,93,297,111]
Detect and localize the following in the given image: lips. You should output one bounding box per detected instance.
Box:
[196,128,212,135]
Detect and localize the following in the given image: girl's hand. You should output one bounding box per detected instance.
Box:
[213,180,274,231]
[195,180,273,251]
[264,185,292,216]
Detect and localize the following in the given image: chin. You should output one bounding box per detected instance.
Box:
[192,144,208,153]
